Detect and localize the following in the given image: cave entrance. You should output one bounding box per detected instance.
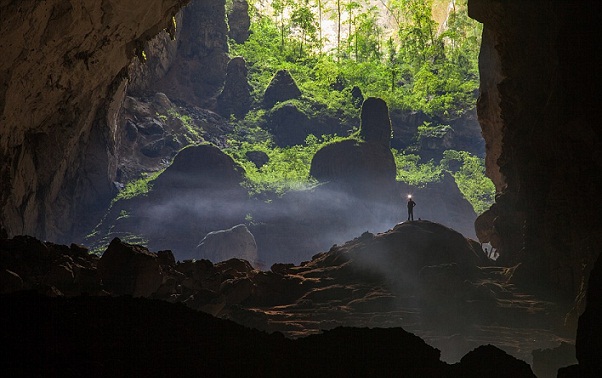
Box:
[82,0,490,266]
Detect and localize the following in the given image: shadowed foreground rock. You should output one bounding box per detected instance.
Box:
[0,222,571,368]
[0,291,538,378]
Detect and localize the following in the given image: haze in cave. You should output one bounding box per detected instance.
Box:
[1,1,601,377]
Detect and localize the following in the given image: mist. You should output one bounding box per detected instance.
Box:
[102,173,478,268]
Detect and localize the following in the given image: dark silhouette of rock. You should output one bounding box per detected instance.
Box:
[217,56,252,119]
[472,0,602,301]
[196,224,258,265]
[227,0,250,43]
[309,98,396,198]
[454,344,536,377]
[97,238,163,297]
[0,235,100,296]
[359,97,392,146]
[153,144,246,191]
[0,269,23,294]
[351,85,364,108]
[531,342,577,378]
[575,252,602,377]
[263,69,302,107]
[310,138,397,200]
[1,225,569,365]
[245,150,269,168]
[0,291,524,378]
[265,103,311,146]
[157,250,176,267]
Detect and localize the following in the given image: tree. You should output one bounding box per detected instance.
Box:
[291,1,318,58]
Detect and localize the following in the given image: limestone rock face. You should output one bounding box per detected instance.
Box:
[217,56,252,119]
[0,0,189,242]
[127,12,183,96]
[263,70,302,107]
[470,0,602,298]
[153,0,229,109]
[196,224,258,265]
[227,0,251,43]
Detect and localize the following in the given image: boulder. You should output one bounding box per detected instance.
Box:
[0,269,23,294]
[196,224,258,265]
[266,103,312,147]
[310,96,396,199]
[97,238,163,297]
[157,250,176,267]
[245,150,269,168]
[263,70,301,107]
[153,144,246,191]
[217,56,252,119]
[351,85,364,108]
[310,138,397,200]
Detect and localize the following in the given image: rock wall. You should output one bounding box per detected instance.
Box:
[470,1,602,298]
[151,0,230,109]
[0,0,189,242]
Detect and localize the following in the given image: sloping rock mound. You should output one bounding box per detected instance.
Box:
[454,345,536,378]
[217,56,252,119]
[153,144,245,190]
[196,224,258,265]
[263,69,302,107]
[87,144,249,258]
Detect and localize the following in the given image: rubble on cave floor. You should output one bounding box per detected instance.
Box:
[0,220,576,370]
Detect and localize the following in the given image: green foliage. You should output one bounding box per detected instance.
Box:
[225,134,355,196]
[416,122,453,139]
[391,149,443,187]
[233,0,481,120]
[441,150,496,214]
[390,148,496,214]
[113,170,163,203]
[167,109,202,143]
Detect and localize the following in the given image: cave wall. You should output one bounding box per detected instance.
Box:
[470,0,602,298]
[0,0,189,242]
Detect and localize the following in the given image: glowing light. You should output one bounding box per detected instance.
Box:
[408,194,412,199]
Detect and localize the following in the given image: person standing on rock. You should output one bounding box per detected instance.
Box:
[407,195,416,221]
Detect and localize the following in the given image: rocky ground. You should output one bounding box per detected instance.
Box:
[1,220,585,377]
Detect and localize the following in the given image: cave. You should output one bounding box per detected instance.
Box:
[1,0,601,377]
